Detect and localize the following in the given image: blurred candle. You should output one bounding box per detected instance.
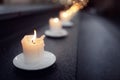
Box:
[21,30,45,64]
[59,11,71,22]
[49,18,62,32]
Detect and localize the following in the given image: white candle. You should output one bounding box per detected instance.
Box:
[59,11,71,22]
[49,18,62,32]
[21,30,45,64]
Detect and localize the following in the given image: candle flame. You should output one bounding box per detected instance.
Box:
[32,30,37,44]
[54,18,59,22]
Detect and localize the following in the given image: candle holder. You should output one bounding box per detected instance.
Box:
[13,31,56,70]
[13,51,56,70]
[45,18,68,38]
[45,29,68,38]
[62,21,74,27]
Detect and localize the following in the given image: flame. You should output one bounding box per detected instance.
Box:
[32,30,37,44]
[54,18,59,22]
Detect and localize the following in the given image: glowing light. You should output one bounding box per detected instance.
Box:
[54,18,59,23]
[32,30,37,44]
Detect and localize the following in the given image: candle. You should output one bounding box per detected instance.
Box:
[59,11,71,22]
[21,30,45,64]
[49,18,62,32]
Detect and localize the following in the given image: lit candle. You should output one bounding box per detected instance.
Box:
[49,18,62,32]
[21,30,45,64]
[59,11,71,22]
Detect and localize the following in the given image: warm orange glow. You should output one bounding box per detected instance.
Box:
[63,12,68,18]
[32,30,37,44]
[62,0,88,18]
[66,3,82,15]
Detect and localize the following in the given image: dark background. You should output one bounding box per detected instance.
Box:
[82,0,120,20]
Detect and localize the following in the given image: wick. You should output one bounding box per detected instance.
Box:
[32,40,36,44]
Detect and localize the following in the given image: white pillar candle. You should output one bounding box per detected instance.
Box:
[49,18,62,32]
[21,30,45,64]
[59,11,71,22]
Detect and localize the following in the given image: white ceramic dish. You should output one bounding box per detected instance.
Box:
[62,21,74,27]
[13,51,56,70]
[45,29,68,38]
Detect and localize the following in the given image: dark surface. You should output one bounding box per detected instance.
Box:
[77,13,120,80]
[0,7,120,80]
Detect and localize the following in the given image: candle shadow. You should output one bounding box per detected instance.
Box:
[63,25,74,28]
[46,36,67,39]
[13,63,57,79]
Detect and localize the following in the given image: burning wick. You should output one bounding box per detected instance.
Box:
[32,30,36,44]
[32,40,36,44]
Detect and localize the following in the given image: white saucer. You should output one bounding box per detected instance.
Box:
[62,21,74,27]
[13,51,56,70]
[45,29,68,38]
